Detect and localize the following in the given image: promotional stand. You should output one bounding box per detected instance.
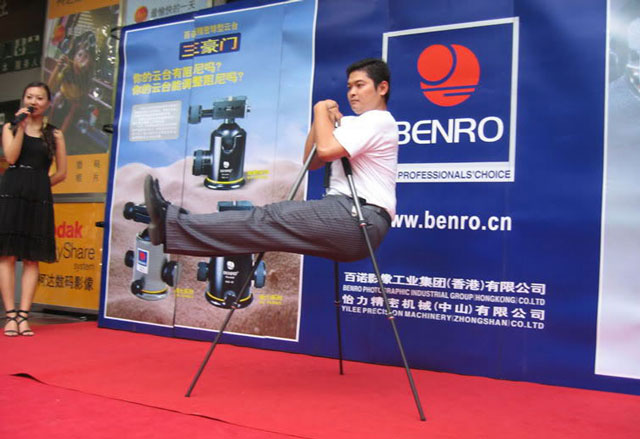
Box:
[100,0,640,401]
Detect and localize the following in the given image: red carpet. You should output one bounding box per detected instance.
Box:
[0,375,294,439]
[1,322,638,438]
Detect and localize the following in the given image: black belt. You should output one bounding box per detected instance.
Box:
[362,204,391,225]
[350,196,391,225]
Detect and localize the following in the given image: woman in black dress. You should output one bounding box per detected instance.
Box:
[1,82,67,336]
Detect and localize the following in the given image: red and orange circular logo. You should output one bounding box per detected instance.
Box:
[417,44,480,107]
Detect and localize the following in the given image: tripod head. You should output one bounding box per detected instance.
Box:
[188,96,250,190]
[188,96,249,124]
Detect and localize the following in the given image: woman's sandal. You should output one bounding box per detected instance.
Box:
[16,310,34,337]
[4,309,18,337]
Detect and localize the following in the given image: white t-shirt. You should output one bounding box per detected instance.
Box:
[327,109,399,218]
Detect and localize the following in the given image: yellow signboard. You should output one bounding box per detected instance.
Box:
[51,153,110,194]
[48,0,119,18]
[36,202,105,310]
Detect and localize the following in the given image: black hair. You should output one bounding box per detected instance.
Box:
[346,58,391,103]
[22,81,52,101]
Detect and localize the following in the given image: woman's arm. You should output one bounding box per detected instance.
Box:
[49,129,67,186]
[1,121,25,165]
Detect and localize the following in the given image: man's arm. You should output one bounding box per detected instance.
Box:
[303,100,348,170]
[313,100,348,163]
[303,119,325,170]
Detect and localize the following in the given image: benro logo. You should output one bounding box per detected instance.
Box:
[417,44,480,107]
[137,249,149,267]
[383,17,519,183]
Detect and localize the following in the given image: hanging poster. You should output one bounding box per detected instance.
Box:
[101,0,316,340]
[43,0,119,194]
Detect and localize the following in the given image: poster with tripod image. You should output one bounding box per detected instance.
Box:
[100,0,316,342]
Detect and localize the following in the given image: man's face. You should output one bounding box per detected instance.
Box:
[347,70,387,115]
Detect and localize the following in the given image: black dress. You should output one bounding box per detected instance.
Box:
[0,130,56,262]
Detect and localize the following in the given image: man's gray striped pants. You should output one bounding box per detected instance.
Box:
[165,194,390,262]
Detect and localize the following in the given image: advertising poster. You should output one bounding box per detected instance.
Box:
[36,203,104,310]
[596,0,640,380]
[43,0,119,194]
[101,0,316,340]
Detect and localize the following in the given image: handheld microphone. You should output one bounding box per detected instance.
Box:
[11,106,34,125]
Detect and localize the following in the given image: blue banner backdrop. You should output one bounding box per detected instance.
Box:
[99,0,640,396]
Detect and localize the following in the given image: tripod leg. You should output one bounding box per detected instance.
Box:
[365,230,426,421]
[185,306,237,396]
[185,253,265,396]
[185,148,317,396]
[333,261,344,375]
[340,158,426,421]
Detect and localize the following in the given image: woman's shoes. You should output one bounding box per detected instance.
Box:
[3,309,18,337]
[4,309,36,336]
[16,310,34,336]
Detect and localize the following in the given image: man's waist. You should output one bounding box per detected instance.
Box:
[327,187,392,212]
[326,192,391,225]
[360,202,391,225]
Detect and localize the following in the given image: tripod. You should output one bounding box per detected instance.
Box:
[185,145,426,421]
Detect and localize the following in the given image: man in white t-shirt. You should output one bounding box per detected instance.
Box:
[145,58,398,262]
